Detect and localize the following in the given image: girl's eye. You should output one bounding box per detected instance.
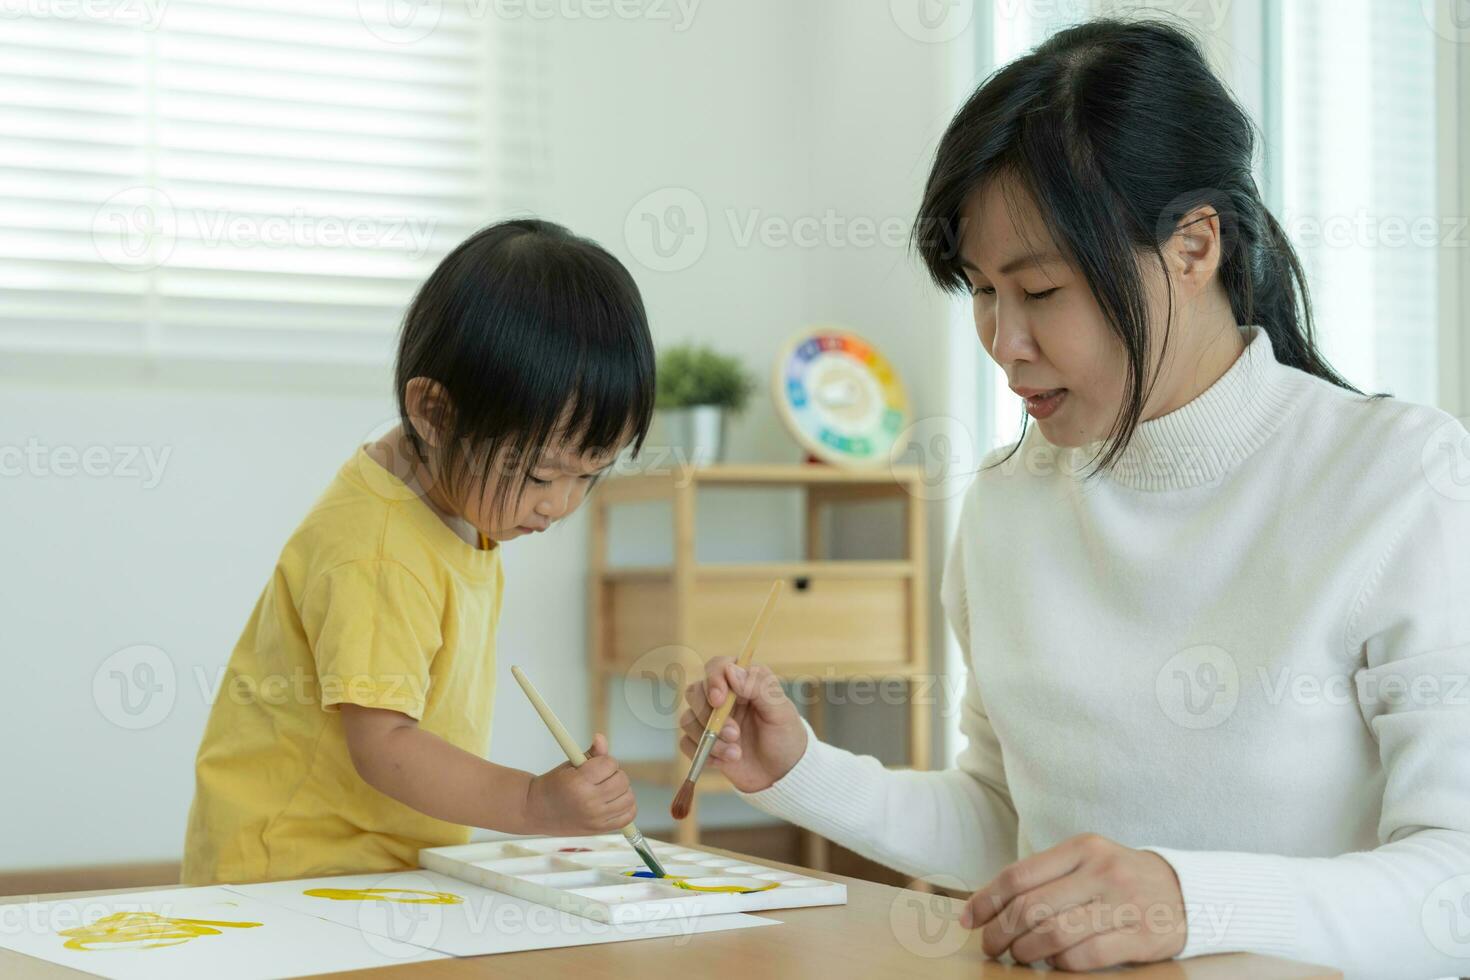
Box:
[1025,287,1059,302]
[527,475,552,487]
[970,284,995,297]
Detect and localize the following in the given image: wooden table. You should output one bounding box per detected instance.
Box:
[0,846,1340,979]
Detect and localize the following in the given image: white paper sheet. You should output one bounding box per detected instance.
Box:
[0,885,448,980]
[226,868,776,958]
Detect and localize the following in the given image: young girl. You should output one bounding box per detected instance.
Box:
[680,20,1468,980]
[183,219,656,885]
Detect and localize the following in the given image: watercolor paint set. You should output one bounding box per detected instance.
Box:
[419,834,847,923]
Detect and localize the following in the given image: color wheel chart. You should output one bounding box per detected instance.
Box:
[775,328,910,466]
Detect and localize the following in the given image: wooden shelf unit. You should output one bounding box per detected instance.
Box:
[588,463,931,866]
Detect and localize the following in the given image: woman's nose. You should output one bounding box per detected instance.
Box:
[990,307,1035,364]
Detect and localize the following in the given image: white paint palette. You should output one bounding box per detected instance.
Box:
[419,835,846,924]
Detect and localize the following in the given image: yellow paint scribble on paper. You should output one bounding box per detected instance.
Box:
[58,911,263,951]
[303,887,463,905]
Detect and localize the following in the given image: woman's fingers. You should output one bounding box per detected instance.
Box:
[984,877,1104,960]
[676,712,742,760]
[1049,929,1135,973]
[963,835,1092,929]
[703,656,736,708]
[1009,901,1106,965]
[682,679,712,722]
[740,665,792,723]
[679,707,739,746]
[679,733,741,764]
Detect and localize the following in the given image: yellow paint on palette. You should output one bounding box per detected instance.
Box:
[58,911,262,951]
[672,878,780,895]
[303,887,463,905]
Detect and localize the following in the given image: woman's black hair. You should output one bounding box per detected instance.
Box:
[913,18,1385,475]
[395,218,655,510]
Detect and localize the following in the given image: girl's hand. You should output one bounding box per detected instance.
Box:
[524,734,636,835]
[679,657,806,793]
[960,833,1187,971]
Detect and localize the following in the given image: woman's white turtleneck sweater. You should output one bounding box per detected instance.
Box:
[741,326,1470,980]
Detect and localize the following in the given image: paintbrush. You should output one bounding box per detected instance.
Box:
[671,579,785,821]
[511,665,666,879]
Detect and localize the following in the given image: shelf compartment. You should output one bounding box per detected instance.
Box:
[605,567,913,670]
[601,560,913,581]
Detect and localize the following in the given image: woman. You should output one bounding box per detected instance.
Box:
[679,20,1468,979]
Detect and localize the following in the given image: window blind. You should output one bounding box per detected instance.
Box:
[1279,0,1440,405]
[0,0,501,365]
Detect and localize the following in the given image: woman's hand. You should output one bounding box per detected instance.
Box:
[960,833,1187,971]
[679,657,806,793]
[524,733,637,835]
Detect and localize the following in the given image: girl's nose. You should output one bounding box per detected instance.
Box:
[537,488,570,519]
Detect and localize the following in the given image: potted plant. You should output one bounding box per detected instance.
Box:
[655,344,756,466]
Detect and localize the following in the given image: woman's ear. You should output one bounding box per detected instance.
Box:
[1167,206,1223,297]
[404,377,452,449]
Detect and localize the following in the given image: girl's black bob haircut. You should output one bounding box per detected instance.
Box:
[394,218,656,510]
[913,18,1383,477]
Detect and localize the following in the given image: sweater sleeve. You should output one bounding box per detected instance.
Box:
[1144,437,1470,980]
[739,498,1020,888]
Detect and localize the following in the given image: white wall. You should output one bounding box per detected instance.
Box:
[0,0,974,871]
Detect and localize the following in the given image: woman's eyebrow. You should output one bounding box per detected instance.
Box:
[961,251,1063,276]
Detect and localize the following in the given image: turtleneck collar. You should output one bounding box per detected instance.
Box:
[1047,325,1307,492]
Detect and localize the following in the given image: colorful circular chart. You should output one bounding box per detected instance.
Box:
[773,327,910,466]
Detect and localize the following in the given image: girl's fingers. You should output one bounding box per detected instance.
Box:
[578,754,618,784]
[600,786,635,815]
[600,808,635,832]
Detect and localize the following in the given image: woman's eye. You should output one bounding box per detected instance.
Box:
[1024,287,1059,302]
[527,475,552,487]
[970,284,995,297]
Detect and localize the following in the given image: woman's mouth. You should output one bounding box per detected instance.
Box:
[1023,388,1068,420]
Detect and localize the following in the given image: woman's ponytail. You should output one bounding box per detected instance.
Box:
[1222,187,1365,391]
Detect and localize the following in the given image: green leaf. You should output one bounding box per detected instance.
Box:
[654,344,756,412]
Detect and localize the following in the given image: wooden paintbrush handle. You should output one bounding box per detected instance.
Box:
[512,665,652,850]
[512,666,590,766]
[706,579,784,732]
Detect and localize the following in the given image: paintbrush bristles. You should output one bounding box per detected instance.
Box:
[670,779,695,821]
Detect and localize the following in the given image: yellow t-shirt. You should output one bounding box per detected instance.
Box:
[182,446,503,885]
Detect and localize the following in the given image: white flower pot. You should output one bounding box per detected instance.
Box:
[660,405,729,467]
